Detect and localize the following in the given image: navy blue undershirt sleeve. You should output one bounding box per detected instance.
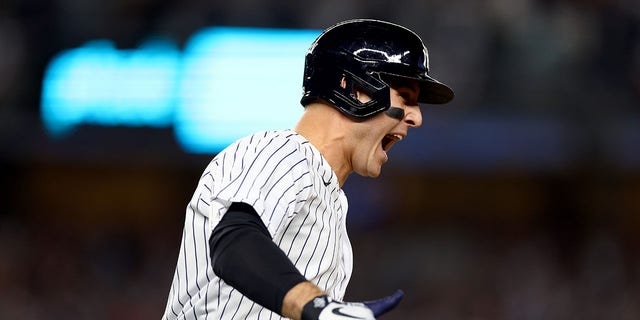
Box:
[209,202,308,315]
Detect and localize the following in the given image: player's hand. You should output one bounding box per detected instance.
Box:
[301,290,404,320]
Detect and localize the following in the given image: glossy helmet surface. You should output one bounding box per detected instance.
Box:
[300,19,454,119]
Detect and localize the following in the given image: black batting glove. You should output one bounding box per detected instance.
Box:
[301,290,404,320]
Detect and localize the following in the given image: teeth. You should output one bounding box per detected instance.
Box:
[382,134,403,152]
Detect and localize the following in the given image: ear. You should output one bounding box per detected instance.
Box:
[354,89,372,103]
[341,76,372,103]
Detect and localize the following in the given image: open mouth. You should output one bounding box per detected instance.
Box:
[381,134,403,152]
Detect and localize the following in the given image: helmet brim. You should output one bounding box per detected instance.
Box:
[418,76,455,104]
[380,72,454,105]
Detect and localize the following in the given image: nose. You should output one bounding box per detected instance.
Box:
[404,105,422,128]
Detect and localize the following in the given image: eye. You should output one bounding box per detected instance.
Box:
[397,89,417,105]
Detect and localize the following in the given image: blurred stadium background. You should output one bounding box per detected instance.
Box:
[1,0,639,319]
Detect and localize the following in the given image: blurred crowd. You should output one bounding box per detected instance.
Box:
[0,0,639,319]
[1,210,639,320]
[350,226,640,320]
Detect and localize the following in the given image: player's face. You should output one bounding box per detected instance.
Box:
[349,79,422,178]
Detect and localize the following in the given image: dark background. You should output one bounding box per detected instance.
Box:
[1,0,639,319]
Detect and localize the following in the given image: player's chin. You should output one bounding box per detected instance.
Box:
[370,155,388,177]
[354,163,382,179]
[355,153,386,178]
[368,170,382,178]
[365,164,384,178]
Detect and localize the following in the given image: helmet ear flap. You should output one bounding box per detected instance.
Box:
[301,65,391,119]
[329,70,390,119]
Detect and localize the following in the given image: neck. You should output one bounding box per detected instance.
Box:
[294,103,352,187]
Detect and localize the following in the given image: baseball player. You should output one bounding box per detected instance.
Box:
[162,19,454,320]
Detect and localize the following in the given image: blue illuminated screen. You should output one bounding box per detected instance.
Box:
[41,27,321,153]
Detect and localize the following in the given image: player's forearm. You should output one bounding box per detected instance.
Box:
[209,202,309,315]
[281,281,325,320]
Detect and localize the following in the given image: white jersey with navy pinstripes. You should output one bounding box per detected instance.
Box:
[162,130,353,320]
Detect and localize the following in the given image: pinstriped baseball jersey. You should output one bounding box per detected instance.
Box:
[162,130,353,320]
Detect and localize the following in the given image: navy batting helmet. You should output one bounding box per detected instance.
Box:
[300,19,454,119]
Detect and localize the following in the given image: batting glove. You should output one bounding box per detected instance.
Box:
[301,290,404,320]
